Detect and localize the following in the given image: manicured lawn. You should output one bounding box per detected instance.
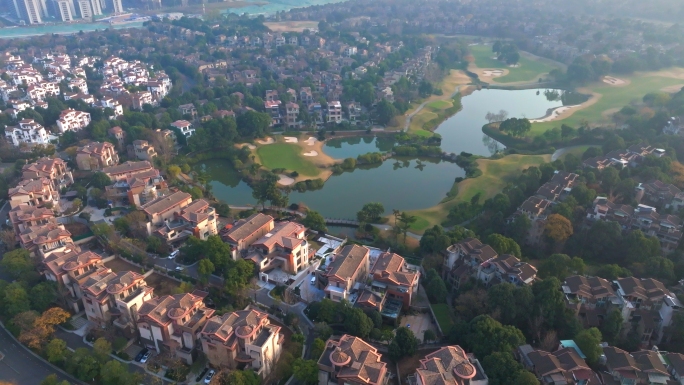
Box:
[530,74,684,135]
[405,154,550,231]
[256,143,320,176]
[559,145,599,161]
[470,45,559,83]
[430,303,454,334]
[409,109,438,133]
[409,216,431,232]
[427,100,452,109]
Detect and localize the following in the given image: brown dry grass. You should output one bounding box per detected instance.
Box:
[104,257,142,273]
[264,21,319,32]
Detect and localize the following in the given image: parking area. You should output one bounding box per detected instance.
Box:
[298,276,325,302]
[400,312,437,343]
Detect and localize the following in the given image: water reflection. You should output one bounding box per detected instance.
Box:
[324,136,396,159]
[482,134,503,155]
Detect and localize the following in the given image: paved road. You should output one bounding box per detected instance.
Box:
[149,255,225,287]
[0,325,79,385]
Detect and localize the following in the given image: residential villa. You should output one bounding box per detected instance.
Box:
[137,292,214,364]
[4,119,50,147]
[76,142,119,171]
[141,191,192,230]
[411,346,489,385]
[8,204,55,237]
[223,213,275,257]
[130,140,157,161]
[517,343,599,385]
[170,120,194,138]
[151,198,218,246]
[102,161,155,181]
[43,247,105,313]
[19,222,73,259]
[317,334,388,385]
[360,252,419,313]
[81,270,154,336]
[22,157,73,190]
[108,126,126,150]
[8,178,60,210]
[601,346,672,385]
[245,221,309,277]
[56,108,91,132]
[104,167,166,207]
[200,309,283,378]
[320,245,370,303]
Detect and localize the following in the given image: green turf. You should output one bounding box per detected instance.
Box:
[256,143,320,176]
[409,216,430,232]
[430,303,454,334]
[530,75,684,136]
[470,45,559,83]
[413,129,433,138]
[426,100,452,110]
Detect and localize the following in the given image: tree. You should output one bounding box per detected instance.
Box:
[499,118,531,137]
[426,275,448,304]
[292,358,319,384]
[66,347,101,381]
[30,282,58,312]
[302,210,327,232]
[532,278,566,330]
[100,360,140,385]
[197,259,215,284]
[513,371,540,385]
[1,249,34,279]
[236,110,271,138]
[600,309,623,345]
[508,214,531,244]
[600,167,620,194]
[575,328,602,366]
[0,229,17,250]
[543,214,573,247]
[485,234,521,257]
[595,264,631,280]
[93,337,112,362]
[4,282,30,318]
[482,351,526,385]
[45,338,68,364]
[538,254,585,280]
[356,202,385,223]
[311,338,326,359]
[376,99,398,126]
[19,307,71,349]
[40,374,71,385]
[368,310,383,329]
[388,326,419,361]
[424,329,437,343]
[465,315,526,358]
[344,307,373,338]
[221,369,260,385]
[167,165,181,179]
[396,211,417,243]
[91,172,112,189]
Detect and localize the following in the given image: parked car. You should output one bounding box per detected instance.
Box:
[134,348,149,362]
[140,351,151,363]
[175,266,183,272]
[168,250,179,259]
[204,370,215,384]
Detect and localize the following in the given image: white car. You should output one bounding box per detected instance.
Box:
[168,250,179,259]
[140,351,151,363]
[204,370,215,384]
[175,266,183,272]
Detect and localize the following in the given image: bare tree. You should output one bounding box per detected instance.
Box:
[151,133,175,165]
[0,229,17,250]
[539,330,558,351]
[485,112,495,123]
[497,109,509,121]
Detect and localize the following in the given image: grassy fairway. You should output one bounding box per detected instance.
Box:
[256,143,320,176]
[430,304,454,334]
[470,45,558,83]
[405,154,550,232]
[427,100,452,109]
[530,74,684,135]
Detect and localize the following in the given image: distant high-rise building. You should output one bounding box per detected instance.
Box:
[19,0,44,24]
[77,0,100,18]
[56,0,74,21]
[111,0,123,14]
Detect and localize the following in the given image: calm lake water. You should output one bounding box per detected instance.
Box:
[199,88,577,218]
[435,88,568,155]
[198,157,464,219]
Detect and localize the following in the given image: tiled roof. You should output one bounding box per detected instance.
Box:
[223,213,273,244]
[141,191,192,216]
[252,221,305,251]
[103,160,153,176]
[371,252,417,287]
[563,275,615,300]
[138,292,207,326]
[327,245,369,280]
[616,277,670,301]
[416,346,476,385]
[321,335,387,385]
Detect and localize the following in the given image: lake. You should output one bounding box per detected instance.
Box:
[198,157,464,219]
[199,88,578,218]
[435,88,572,155]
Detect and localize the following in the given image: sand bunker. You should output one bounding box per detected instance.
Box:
[257,137,274,145]
[240,144,256,150]
[482,69,505,77]
[284,136,298,143]
[603,76,627,86]
[530,105,580,123]
[303,151,318,157]
[277,174,295,186]
[305,137,317,146]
